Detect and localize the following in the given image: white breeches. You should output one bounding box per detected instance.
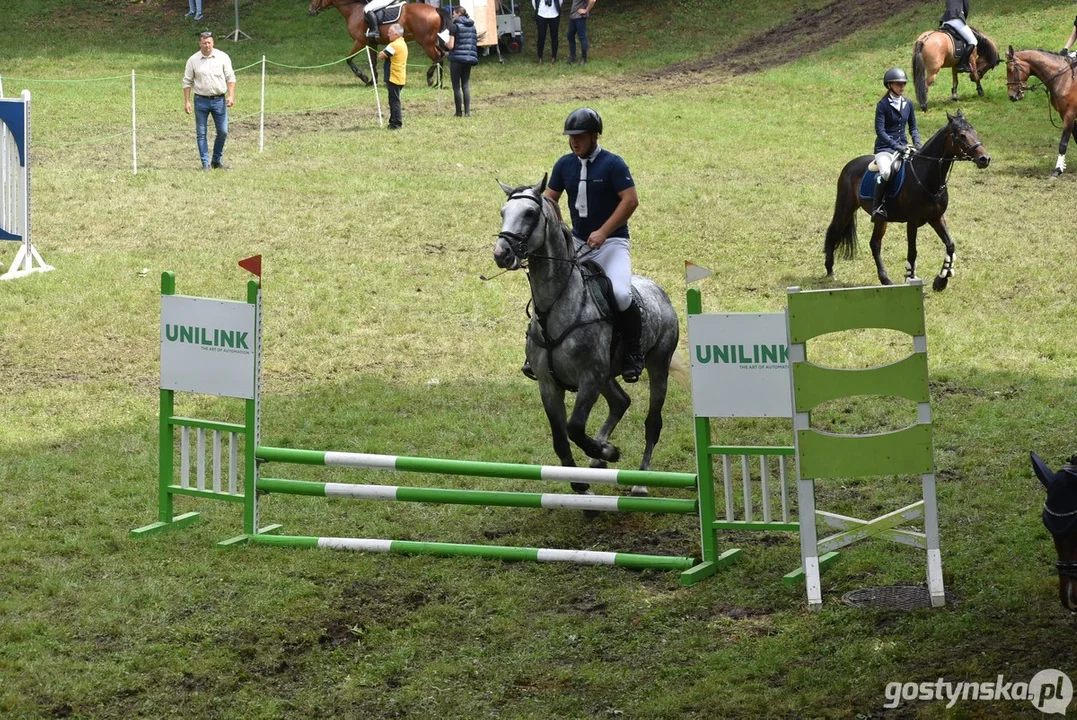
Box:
[366,0,392,13]
[578,236,633,311]
[874,151,898,181]
[943,19,977,46]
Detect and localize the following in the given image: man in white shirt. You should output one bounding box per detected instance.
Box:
[183,32,236,171]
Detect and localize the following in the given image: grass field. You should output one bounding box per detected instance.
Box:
[4,0,1077,717]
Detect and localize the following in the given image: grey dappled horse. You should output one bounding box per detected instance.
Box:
[493,176,682,497]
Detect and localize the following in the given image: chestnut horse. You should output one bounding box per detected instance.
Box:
[1031,452,1077,612]
[823,111,990,291]
[308,0,448,87]
[1005,47,1077,179]
[912,26,1000,111]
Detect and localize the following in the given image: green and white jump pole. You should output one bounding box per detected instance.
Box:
[134,270,702,574]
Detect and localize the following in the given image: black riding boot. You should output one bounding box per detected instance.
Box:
[618,300,645,383]
[520,359,537,381]
[871,177,888,222]
[365,12,379,41]
[958,46,974,73]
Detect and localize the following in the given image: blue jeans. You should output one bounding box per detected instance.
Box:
[187,0,202,16]
[194,94,228,167]
[567,18,588,61]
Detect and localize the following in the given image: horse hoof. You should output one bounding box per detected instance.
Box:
[589,459,607,470]
[977,87,985,97]
[603,445,621,463]
[880,277,893,286]
[1050,169,1063,180]
[629,485,649,498]
[933,275,949,291]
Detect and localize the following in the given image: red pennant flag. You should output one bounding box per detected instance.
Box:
[238,255,262,278]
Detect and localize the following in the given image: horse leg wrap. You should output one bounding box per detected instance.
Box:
[905,261,919,281]
[1057,154,1067,174]
[940,252,955,279]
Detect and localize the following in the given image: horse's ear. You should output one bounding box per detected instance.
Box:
[497,179,514,196]
[1033,452,1058,489]
[956,109,965,119]
[537,172,548,195]
[1007,45,1014,58]
[946,111,955,122]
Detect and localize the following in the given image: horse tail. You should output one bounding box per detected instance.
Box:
[824,171,858,261]
[668,351,690,390]
[913,39,929,110]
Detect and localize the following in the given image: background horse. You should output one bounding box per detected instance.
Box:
[1030,453,1077,612]
[492,177,683,497]
[912,26,1000,111]
[308,0,447,86]
[823,110,991,291]
[1005,46,1077,179]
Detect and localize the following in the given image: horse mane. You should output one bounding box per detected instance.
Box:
[971,28,999,69]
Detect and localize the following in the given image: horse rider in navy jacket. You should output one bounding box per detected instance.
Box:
[940,0,977,72]
[872,67,921,221]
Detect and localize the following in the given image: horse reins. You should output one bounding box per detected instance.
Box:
[499,190,609,384]
[1006,56,1077,129]
[904,127,983,200]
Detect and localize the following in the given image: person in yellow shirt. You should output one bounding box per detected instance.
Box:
[378,24,408,130]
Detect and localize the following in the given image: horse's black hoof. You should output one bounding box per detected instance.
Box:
[933,275,949,291]
[603,445,621,463]
[589,459,607,469]
[1050,169,1063,180]
[880,277,893,286]
[977,87,985,97]
[570,482,591,495]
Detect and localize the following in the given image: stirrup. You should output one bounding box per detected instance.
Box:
[621,355,644,383]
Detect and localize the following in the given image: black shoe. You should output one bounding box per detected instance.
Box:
[618,300,645,383]
[211,161,231,170]
[521,361,537,381]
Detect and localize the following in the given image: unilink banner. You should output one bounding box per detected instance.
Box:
[161,295,258,399]
[687,312,792,419]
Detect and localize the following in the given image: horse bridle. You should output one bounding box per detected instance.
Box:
[1005,56,1076,95]
[1044,501,1077,579]
[905,125,983,199]
[497,191,549,266]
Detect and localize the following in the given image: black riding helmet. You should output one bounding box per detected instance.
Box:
[563,107,603,135]
[883,67,909,87]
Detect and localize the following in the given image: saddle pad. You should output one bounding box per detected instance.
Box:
[939,26,968,57]
[858,162,907,201]
[375,2,404,25]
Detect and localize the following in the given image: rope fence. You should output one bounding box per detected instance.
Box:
[0,44,448,175]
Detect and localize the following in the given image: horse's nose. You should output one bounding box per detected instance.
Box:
[977,154,991,169]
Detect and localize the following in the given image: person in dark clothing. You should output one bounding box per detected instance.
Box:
[871,67,921,221]
[521,108,644,384]
[446,5,479,117]
[533,0,562,64]
[940,0,976,72]
[567,0,596,64]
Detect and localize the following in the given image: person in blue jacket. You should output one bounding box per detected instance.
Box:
[872,67,921,221]
[446,5,479,117]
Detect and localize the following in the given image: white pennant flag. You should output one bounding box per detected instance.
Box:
[685,261,712,285]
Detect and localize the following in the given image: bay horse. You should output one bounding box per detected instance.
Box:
[823,110,991,291]
[1005,46,1077,179]
[912,26,1000,111]
[308,0,447,87]
[492,176,683,498]
[1030,452,1077,612]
